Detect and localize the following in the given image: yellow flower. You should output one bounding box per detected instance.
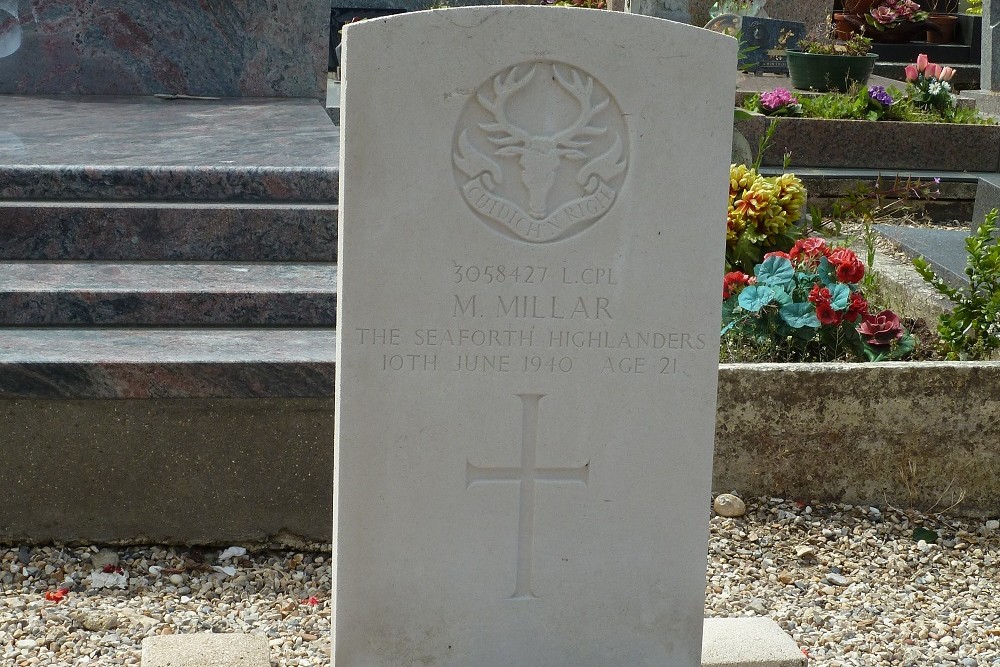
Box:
[730,163,758,198]
[773,173,806,223]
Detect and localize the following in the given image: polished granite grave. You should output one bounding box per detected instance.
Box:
[0,95,340,201]
[0,0,329,98]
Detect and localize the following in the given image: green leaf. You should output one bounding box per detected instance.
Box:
[734,107,756,121]
[738,285,775,313]
[779,302,820,329]
[817,256,837,286]
[888,333,916,360]
[912,527,939,543]
[755,256,795,287]
[828,283,851,311]
[771,286,793,306]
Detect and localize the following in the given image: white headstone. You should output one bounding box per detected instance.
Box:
[335,7,735,666]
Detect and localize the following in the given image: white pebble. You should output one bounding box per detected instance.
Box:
[713,493,747,518]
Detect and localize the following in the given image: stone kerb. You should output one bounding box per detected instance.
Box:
[0,0,330,98]
[973,175,1000,227]
[734,115,1000,172]
[336,6,735,666]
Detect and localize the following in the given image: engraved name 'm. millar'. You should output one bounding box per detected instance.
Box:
[453,294,611,320]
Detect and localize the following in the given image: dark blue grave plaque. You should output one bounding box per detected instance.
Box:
[739,16,806,75]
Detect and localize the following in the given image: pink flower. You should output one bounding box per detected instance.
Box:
[926,62,942,79]
[857,310,904,346]
[759,88,799,112]
[904,64,918,82]
[871,6,897,23]
[940,66,956,82]
[916,54,928,72]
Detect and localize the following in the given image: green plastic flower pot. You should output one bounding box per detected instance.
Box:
[785,50,878,93]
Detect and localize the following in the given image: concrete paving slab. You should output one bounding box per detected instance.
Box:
[702,617,806,667]
[141,633,269,667]
[875,224,970,290]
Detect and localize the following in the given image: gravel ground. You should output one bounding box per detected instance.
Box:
[1,496,998,666]
[707,497,1000,667]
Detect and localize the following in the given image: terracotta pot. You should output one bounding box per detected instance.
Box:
[926,13,958,43]
[833,12,858,40]
[785,50,878,93]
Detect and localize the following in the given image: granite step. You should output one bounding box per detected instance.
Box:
[0,96,339,204]
[0,328,336,399]
[0,262,338,326]
[0,201,337,261]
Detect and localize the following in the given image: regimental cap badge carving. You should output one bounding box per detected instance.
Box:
[453,61,629,244]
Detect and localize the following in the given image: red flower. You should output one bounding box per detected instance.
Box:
[45,588,69,603]
[303,596,320,606]
[808,284,831,305]
[790,237,829,264]
[723,271,752,299]
[815,301,842,326]
[763,251,791,260]
[857,310,904,346]
[828,247,865,284]
[846,292,868,323]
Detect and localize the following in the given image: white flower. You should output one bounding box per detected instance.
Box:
[928,82,943,95]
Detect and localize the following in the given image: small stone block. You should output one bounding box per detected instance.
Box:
[702,618,806,667]
[141,634,269,667]
[973,176,1000,229]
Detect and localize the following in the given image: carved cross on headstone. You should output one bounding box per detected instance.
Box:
[466,393,590,600]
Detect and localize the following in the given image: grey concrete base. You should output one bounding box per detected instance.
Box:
[5,360,1000,544]
[966,89,1000,117]
[702,618,805,667]
[715,362,1000,517]
[0,398,334,545]
[141,633,269,667]
[139,621,799,666]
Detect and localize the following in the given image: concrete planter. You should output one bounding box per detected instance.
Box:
[714,361,1000,517]
[734,115,1000,171]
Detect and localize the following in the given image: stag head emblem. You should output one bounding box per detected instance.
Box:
[478,64,608,219]
[453,61,628,244]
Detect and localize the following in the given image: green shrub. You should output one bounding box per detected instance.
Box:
[914,210,1000,360]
